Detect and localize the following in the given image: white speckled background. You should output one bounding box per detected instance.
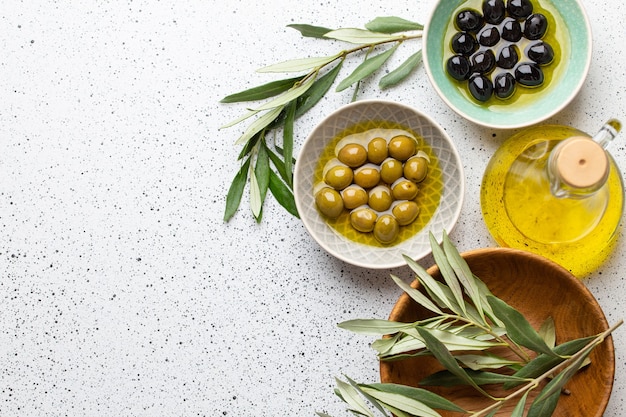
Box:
[1,0,624,415]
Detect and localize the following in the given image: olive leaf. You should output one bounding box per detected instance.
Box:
[268,170,299,218]
[324,28,400,44]
[427,232,466,316]
[419,369,527,387]
[365,16,424,33]
[224,156,251,221]
[380,50,422,89]
[282,101,296,187]
[455,353,522,371]
[295,61,343,118]
[487,295,557,357]
[220,75,304,103]
[362,383,466,413]
[336,44,399,91]
[358,386,442,417]
[234,105,284,146]
[402,327,502,352]
[338,318,415,336]
[287,23,334,38]
[511,391,530,417]
[257,53,342,73]
[253,143,270,222]
[254,75,317,112]
[390,273,444,315]
[334,378,375,417]
[345,377,388,416]
[250,169,262,218]
[539,316,556,349]
[526,390,560,417]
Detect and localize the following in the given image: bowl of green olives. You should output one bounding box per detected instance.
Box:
[423,0,592,128]
[294,100,464,269]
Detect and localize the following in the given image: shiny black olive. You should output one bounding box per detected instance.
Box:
[524,13,548,40]
[471,49,496,74]
[482,0,506,24]
[477,26,501,47]
[515,63,544,87]
[446,55,472,81]
[507,0,533,19]
[455,9,485,32]
[527,41,555,65]
[497,45,519,69]
[494,72,516,98]
[501,17,523,42]
[451,31,478,55]
[468,74,494,102]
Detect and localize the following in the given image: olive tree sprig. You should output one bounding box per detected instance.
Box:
[220,17,424,222]
[319,231,622,417]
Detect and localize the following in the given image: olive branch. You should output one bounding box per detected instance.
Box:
[219,17,424,222]
[319,231,622,417]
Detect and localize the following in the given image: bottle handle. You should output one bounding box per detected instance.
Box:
[593,119,621,149]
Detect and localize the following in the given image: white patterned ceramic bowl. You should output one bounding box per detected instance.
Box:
[294,100,464,269]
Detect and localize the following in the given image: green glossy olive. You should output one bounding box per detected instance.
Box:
[367,137,388,164]
[404,156,428,183]
[388,135,417,161]
[315,187,344,218]
[368,185,393,212]
[380,158,403,184]
[353,165,381,189]
[373,214,400,244]
[324,165,353,190]
[341,185,368,210]
[391,179,419,201]
[338,143,368,168]
[392,201,420,226]
[349,207,377,232]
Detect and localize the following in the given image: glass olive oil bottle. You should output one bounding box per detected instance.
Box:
[481,121,623,277]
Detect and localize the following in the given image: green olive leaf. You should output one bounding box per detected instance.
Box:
[287,23,334,38]
[220,76,304,103]
[338,318,414,336]
[258,53,341,73]
[345,377,387,416]
[390,273,444,315]
[282,101,296,187]
[362,383,466,413]
[358,387,443,417]
[455,353,522,371]
[224,156,252,222]
[334,378,375,417]
[403,327,502,352]
[419,369,527,387]
[336,44,399,92]
[254,75,317,112]
[295,60,343,118]
[511,391,530,417]
[253,143,270,222]
[427,231,466,316]
[268,170,299,218]
[365,16,424,33]
[264,144,290,185]
[379,50,422,89]
[526,391,560,417]
[539,316,556,349]
[324,28,399,44]
[487,295,558,358]
[234,105,284,146]
[250,169,262,219]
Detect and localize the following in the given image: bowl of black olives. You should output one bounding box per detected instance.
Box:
[423,0,592,128]
[293,100,464,269]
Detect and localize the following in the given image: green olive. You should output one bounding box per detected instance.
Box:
[404,156,428,183]
[368,185,393,212]
[380,158,403,184]
[338,143,367,168]
[391,179,419,201]
[367,137,388,164]
[392,201,420,226]
[350,207,377,232]
[315,187,344,218]
[388,135,417,161]
[373,214,400,244]
[353,165,381,189]
[324,165,353,190]
[341,185,368,210]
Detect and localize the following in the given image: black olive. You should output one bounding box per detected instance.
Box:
[507,0,533,20]
[515,63,544,87]
[455,9,485,32]
[527,41,555,65]
[451,32,478,55]
[471,49,496,74]
[468,74,494,101]
[501,17,523,42]
[497,45,519,69]
[482,0,506,24]
[477,26,501,47]
[446,55,472,81]
[524,13,548,40]
[494,72,516,98]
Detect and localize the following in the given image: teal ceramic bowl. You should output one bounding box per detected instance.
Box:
[423,0,592,129]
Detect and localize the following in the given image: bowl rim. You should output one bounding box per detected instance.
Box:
[422,0,593,129]
[382,246,615,416]
[294,99,465,269]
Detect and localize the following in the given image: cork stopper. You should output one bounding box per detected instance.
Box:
[555,136,609,189]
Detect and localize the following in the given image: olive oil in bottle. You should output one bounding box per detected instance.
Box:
[481,120,624,277]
